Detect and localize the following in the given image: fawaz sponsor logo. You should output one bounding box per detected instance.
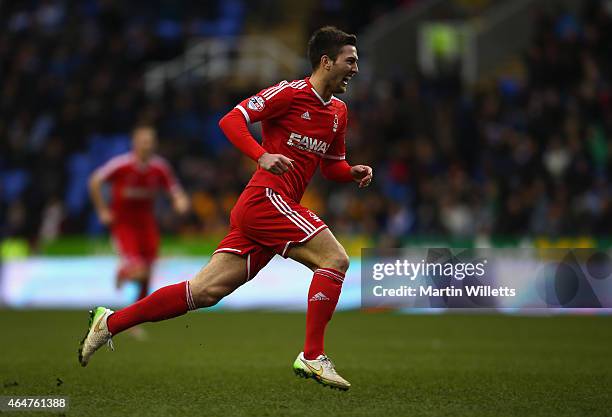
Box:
[123,187,155,199]
[286,132,330,155]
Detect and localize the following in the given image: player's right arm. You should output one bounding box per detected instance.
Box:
[218,81,295,175]
[88,155,127,225]
[88,171,113,225]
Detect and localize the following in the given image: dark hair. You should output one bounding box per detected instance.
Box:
[307,26,357,70]
[132,122,156,135]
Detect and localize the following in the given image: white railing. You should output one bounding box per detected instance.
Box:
[145,36,308,96]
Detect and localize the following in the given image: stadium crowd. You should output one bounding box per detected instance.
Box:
[1,0,611,248]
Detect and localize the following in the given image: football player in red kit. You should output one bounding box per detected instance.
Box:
[79,27,372,391]
[89,124,189,300]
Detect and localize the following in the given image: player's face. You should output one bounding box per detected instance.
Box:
[132,128,157,159]
[330,45,358,94]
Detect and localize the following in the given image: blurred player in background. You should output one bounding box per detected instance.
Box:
[79,27,372,391]
[89,124,189,301]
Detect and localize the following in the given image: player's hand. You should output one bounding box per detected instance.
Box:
[173,193,190,215]
[97,207,114,225]
[351,165,373,188]
[258,152,294,175]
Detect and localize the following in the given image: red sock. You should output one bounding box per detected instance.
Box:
[303,268,344,360]
[107,281,196,335]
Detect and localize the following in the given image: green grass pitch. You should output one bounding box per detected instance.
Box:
[0,310,610,416]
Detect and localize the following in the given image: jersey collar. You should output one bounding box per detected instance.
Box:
[131,152,152,170]
[305,77,334,106]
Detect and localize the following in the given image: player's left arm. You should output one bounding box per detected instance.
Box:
[170,188,189,214]
[320,107,373,188]
[157,158,190,214]
[321,159,373,188]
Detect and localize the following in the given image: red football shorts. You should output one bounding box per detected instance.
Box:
[214,186,328,280]
[111,219,159,279]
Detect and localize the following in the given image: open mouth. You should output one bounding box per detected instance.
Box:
[341,75,352,87]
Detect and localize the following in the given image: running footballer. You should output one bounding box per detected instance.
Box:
[79,26,373,391]
[89,125,189,300]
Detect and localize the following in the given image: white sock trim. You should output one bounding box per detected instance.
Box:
[185,281,196,310]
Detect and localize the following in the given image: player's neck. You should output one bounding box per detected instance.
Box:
[134,153,151,164]
[309,73,333,101]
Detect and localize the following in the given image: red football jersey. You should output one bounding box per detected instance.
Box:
[235,77,348,202]
[94,152,180,222]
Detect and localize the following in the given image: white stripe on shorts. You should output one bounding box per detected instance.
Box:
[268,190,316,233]
[246,253,251,282]
[265,188,315,234]
[281,224,328,257]
[213,247,243,254]
[270,193,316,233]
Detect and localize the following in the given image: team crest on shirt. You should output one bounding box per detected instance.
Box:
[247,95,265,111]
[333,114,339,133]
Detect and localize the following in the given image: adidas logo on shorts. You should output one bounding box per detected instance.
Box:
[309,292,329,302]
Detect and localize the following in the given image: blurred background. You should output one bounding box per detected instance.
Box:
[1,0,611,309]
